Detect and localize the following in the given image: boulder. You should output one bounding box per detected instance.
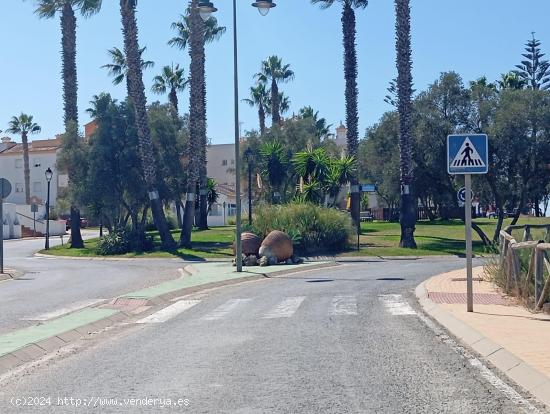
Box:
[259,230,294,263]
[232,232,262,256]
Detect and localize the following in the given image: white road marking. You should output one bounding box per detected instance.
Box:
[136,300,201,324]
[416,312,540,414]
[202,299,251,321]
[263,296,306,319]
[23,299,106,321]
[379,294,417,316]
[329,295,358,316]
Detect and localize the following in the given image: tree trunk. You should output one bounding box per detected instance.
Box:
[120,0,175,249]
[395,0,416,248]
[169,87,179,115]
[21,132,31,205]
[180,191,195,248]
[61,3,84,248]
[259,106,266,135]
[179,0,203,247]
[271,79,280,125]
[175,199,183,228]
[342,1,360,229]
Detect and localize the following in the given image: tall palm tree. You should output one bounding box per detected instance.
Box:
[255,56,294,125]
[311,0,368,230]
[243,82,269,135]
[119,0,175,249]
[266,92,291,119]
[395,0,416,248]
[299,106,333,139]
[34,0,103,249]
[151,63,188,116]
[6,114,41,205]
[170,9,226,233]
[101,46,154,96]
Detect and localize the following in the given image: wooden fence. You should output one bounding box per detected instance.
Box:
[499,224,550,310]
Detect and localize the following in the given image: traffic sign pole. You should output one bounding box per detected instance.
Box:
[465,174,474,312]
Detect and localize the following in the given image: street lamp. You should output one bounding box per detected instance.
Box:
[45,167,53,250]
[200,0,275,272]
[244,147,254,225]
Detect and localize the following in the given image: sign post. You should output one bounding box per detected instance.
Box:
[0,178,13,275]
[447,134,488,313]
[31,204,38,238]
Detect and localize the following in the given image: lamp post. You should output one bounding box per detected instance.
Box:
[198,0,275,272]
[45,167,53,250]
[244,147,254,225]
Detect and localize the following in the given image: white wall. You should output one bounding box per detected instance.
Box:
[0,152,59,207]
[206,144,236,186]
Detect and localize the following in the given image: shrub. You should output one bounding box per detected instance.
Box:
[96,230,130,255]
[252,203,352,254]
[96,229,154,255]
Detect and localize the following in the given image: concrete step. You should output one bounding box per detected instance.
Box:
[21,225,44,238]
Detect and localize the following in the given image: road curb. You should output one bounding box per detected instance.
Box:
[0,261,338,377]
[415,278,550,408]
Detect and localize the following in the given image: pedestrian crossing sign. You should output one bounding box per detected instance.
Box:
[447,134,488,175]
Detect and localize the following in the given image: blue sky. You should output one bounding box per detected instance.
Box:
[1,1,549,144]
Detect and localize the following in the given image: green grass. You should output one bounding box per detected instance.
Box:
[41,217,550,259]
[41,227,235,260]
[344,217,550,257]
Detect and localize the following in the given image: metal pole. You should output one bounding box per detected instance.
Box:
[0,198,3,274]
[45,181,51,250]
[248,160,252,225]
[233,0,242,272]
[357,189,361,251]
[465,174,473,312]
[33,211,36,238]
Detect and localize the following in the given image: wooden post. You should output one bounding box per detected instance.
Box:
[536,250,550,310]
[535,248,545,305]
[523,226,531,242]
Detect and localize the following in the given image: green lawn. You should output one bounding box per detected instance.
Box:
[346,217,550,257]
[41,218,550,259]
[41,227,235,260]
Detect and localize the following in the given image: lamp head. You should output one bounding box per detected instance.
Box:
[45,167,53,182]
[198,1,217,21]
[252,0,276,16]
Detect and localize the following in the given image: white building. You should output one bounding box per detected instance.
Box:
[0,136,65,207]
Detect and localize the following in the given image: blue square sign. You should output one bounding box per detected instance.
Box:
[447,134,488,175]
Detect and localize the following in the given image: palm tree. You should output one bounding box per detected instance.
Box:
[259,141,290,203]
[266,92,291,119]
[395,0,416,248]
[151,64,188,116]
[498,71,527,90]
[170,9,226,234]
[101,46,154,96]
[243,82,269,135]
[311,0,367,228]
[119,0,175,249]
[299,106,333,139]
[255,56,294,125]
[6,114,41,205]
[34,0,102,249]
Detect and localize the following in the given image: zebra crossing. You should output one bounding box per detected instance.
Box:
[135,293,415,324]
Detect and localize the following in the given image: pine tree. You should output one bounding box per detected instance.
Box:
[515,33,550,90]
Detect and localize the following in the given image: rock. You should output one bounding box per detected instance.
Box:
[259,256,269,267]
[259,231,294,263]
[232,232,262,256]
[244,255,258,266]
[291,254,304,264]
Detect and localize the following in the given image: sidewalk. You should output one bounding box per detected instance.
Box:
[417,266,550,407]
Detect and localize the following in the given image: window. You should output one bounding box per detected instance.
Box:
[231,159,235,165]
[33,182,42,193]
[15,159,22,169]
[222,160,228,166]
[15,183,23,193]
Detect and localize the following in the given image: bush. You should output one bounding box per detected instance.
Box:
[96,229,154,255]
[252,203,352,254]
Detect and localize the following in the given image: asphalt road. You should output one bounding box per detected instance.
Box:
[1,258,543,413]
[0,232,184,335]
